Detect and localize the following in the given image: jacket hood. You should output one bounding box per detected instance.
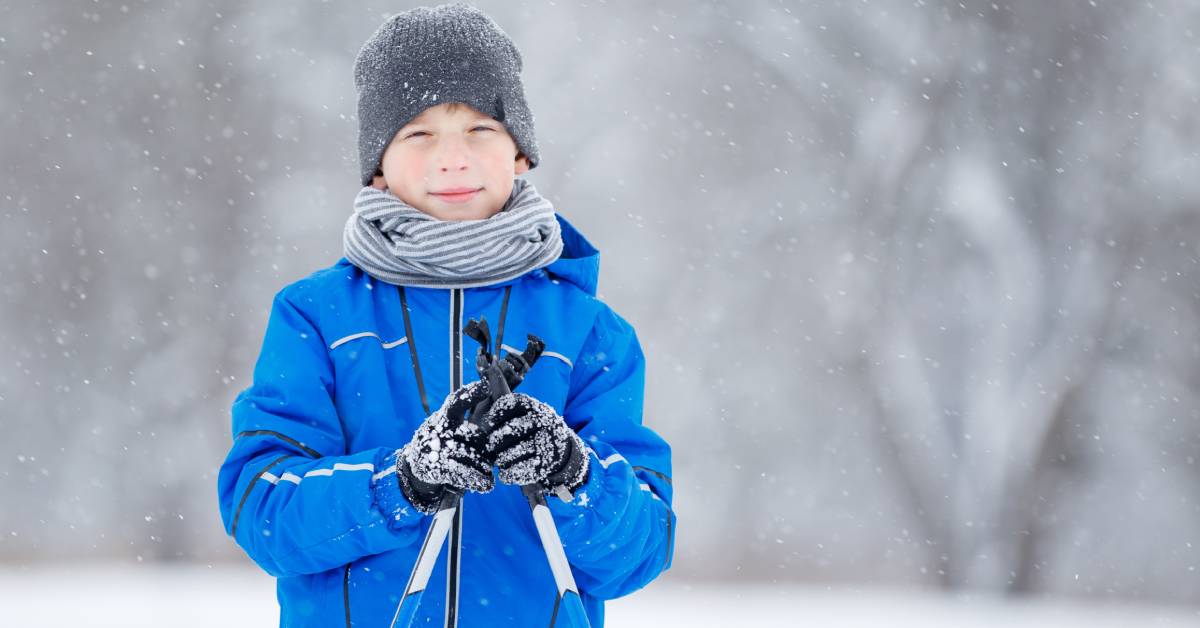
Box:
[543,213,600,297]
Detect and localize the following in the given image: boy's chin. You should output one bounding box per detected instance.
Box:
[416,199,503,221]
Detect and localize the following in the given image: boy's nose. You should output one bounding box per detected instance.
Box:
[435,137,470,172]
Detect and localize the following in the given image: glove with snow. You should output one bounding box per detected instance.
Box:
[483,392,589,495]
[397,380,494,514]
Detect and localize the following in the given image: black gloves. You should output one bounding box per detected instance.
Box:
[396,381,493,513]
[484,392,590,494]
[395,384,590,514]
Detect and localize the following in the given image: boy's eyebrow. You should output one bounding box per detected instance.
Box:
[400,113,498,128]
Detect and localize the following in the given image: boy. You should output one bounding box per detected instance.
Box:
[215,4,676,627]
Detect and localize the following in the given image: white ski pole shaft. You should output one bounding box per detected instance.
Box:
[523,484,591,628]
[390,493,459,628]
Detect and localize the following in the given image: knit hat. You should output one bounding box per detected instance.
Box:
[353,3,540,187]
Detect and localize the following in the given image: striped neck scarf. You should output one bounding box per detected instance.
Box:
[343,178,563,288]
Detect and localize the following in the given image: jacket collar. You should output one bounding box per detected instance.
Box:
[542,213,599,296]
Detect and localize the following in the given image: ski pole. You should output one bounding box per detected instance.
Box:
[465,323,591,628]
[520,483,591,628]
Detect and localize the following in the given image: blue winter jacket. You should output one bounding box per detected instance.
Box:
[216,214,675,627]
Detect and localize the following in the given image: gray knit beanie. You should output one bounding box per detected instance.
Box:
[353,3,540,187]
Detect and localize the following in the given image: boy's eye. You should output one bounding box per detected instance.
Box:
[471,125,495,132]
[404,130,429,139]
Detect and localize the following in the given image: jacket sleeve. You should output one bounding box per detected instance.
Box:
[547,305,676,600]
[216,288,427,578]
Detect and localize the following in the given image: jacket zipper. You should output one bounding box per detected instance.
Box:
[342,562,352,628]
[446,287,464,628]
[392,285,511,626]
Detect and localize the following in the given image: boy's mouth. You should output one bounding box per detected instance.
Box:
[430,187,483,204]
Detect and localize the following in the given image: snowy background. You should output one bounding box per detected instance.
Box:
[2,0,1200,624]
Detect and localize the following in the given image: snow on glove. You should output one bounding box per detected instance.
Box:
[397,381,494,514]
[483,392,589,494]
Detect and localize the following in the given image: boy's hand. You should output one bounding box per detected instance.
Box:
[396,381,494,513]
[483,393,589,494]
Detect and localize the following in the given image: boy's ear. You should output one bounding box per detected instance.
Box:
[370,167,388,191]
[514,153,531,175]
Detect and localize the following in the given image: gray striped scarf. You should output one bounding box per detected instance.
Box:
[343,178,563,288]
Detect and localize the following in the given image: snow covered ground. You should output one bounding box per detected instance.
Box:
[0,564,1195,627]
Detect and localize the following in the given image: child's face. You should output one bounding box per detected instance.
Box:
[372,102,531,221]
